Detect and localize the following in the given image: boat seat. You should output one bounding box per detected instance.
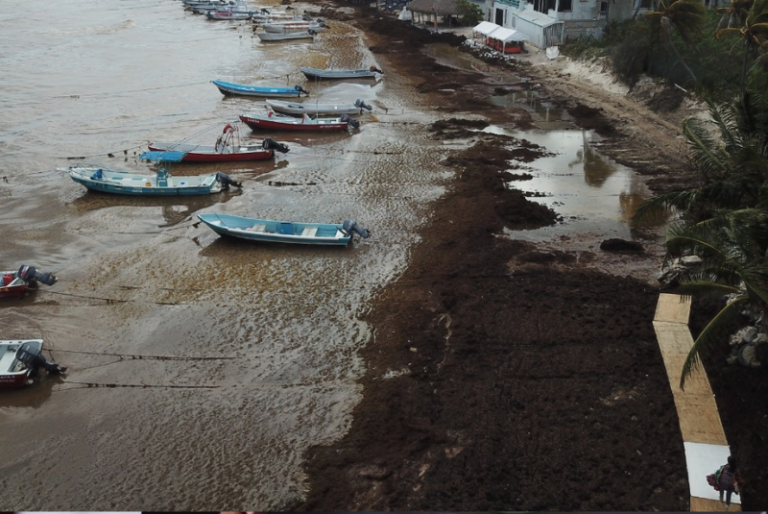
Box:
[0,348,18,372]
[251,224,266,232]
[301,227,318,237]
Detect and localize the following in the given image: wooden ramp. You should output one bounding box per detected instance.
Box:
[653,294,741,511]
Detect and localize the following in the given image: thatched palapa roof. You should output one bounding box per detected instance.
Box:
[408,0,460,15]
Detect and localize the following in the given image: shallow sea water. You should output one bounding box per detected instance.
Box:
[0,0,446,509]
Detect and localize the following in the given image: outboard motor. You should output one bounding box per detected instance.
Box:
[215,172,242,190]
[293,85,310,95]
[342,220,370,239]
[17,342,67,375]
[262,138,290,154]
[260,7,270,14]
[369,65,384,75]
[340,114,360,130]
[308,29,317,36]
[354,99,373,112]
[18,265,57,287]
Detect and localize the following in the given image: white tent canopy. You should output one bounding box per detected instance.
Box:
[489,27,528,43]
[473,21,500,37]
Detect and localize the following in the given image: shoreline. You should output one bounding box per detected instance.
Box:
[292,3,767,510]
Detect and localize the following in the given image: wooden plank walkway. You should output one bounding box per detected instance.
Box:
[653,293,741,511]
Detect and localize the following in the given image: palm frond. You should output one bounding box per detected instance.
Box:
[680,296,748,389]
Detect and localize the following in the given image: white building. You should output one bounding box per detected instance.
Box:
[484,0,652,48]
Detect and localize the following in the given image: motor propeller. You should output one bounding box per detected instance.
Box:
[262,138,290,154]
[355,99,373,112]
[215,172,242,189]
[340,114,360,130]
[342,220,370,239]
[18,265,57,286]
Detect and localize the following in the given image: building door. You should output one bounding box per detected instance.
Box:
[495,8,504,25]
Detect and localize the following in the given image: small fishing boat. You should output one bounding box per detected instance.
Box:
[63,165,242,196]
[239,112,359,132]
[145,124,289,163]
[262,20,327,32]
[206,8,253,20]
[0,265,57,299]
[265,98,372,116]
[0,340,66,388]
[256,29,317,42]
[197,213,370,246]
[185,0,240,11]
[300,66,383,80]
[212,80,309,98]
[251,9,296,23]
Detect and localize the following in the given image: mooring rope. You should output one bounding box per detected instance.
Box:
[57,381,220,390]
[53,349,235,361]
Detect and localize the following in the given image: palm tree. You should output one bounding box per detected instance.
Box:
[634,80,768,387]
[663,209,768,388]
[716,0,768,91]
[715,0,752,31]
[646,0,707,83]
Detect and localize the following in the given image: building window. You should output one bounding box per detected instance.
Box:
[600,1,608,12]
[558,0,572,11]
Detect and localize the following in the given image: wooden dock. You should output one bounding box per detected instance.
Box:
[653,293,741,511]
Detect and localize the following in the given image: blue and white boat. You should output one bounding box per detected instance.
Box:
[212,80,309,98]
[196,213,370,246]
[62,164,242,196]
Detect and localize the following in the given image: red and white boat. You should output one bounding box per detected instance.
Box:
[145,123,290,163]
[0,265,57,299]
[239,112,360,132]
[0,339,66,388]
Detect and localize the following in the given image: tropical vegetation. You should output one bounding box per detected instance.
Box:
[633,66,768,387]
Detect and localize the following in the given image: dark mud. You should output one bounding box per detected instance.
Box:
[295,3,768,511]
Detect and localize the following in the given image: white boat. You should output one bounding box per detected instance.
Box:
[187,0,243,12]
[63,165,242,196]
[0,340,66,388]
[207,8,253,20]
[300,66,383,80]
[262,20,327,33]
[197,213,370,246]
[251,9,295,23]
[265,98,372,116]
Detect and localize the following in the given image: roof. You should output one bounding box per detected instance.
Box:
[514,8,561,28]
[473,21,500,36]
[408,0,460,15]
[489,27,528,42]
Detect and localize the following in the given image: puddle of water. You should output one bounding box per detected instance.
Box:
[482,125,665,245]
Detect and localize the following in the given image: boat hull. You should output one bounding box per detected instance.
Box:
[197,213,352,246]
[212,80,307,98]
[262,22,324,33]
[256,31,315,42]
[239,113,349,132]
[265,99,362,116]
[65,166,222,196]
[299,66,379,80]
[0,284,28,299]
[148,143,273,163]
